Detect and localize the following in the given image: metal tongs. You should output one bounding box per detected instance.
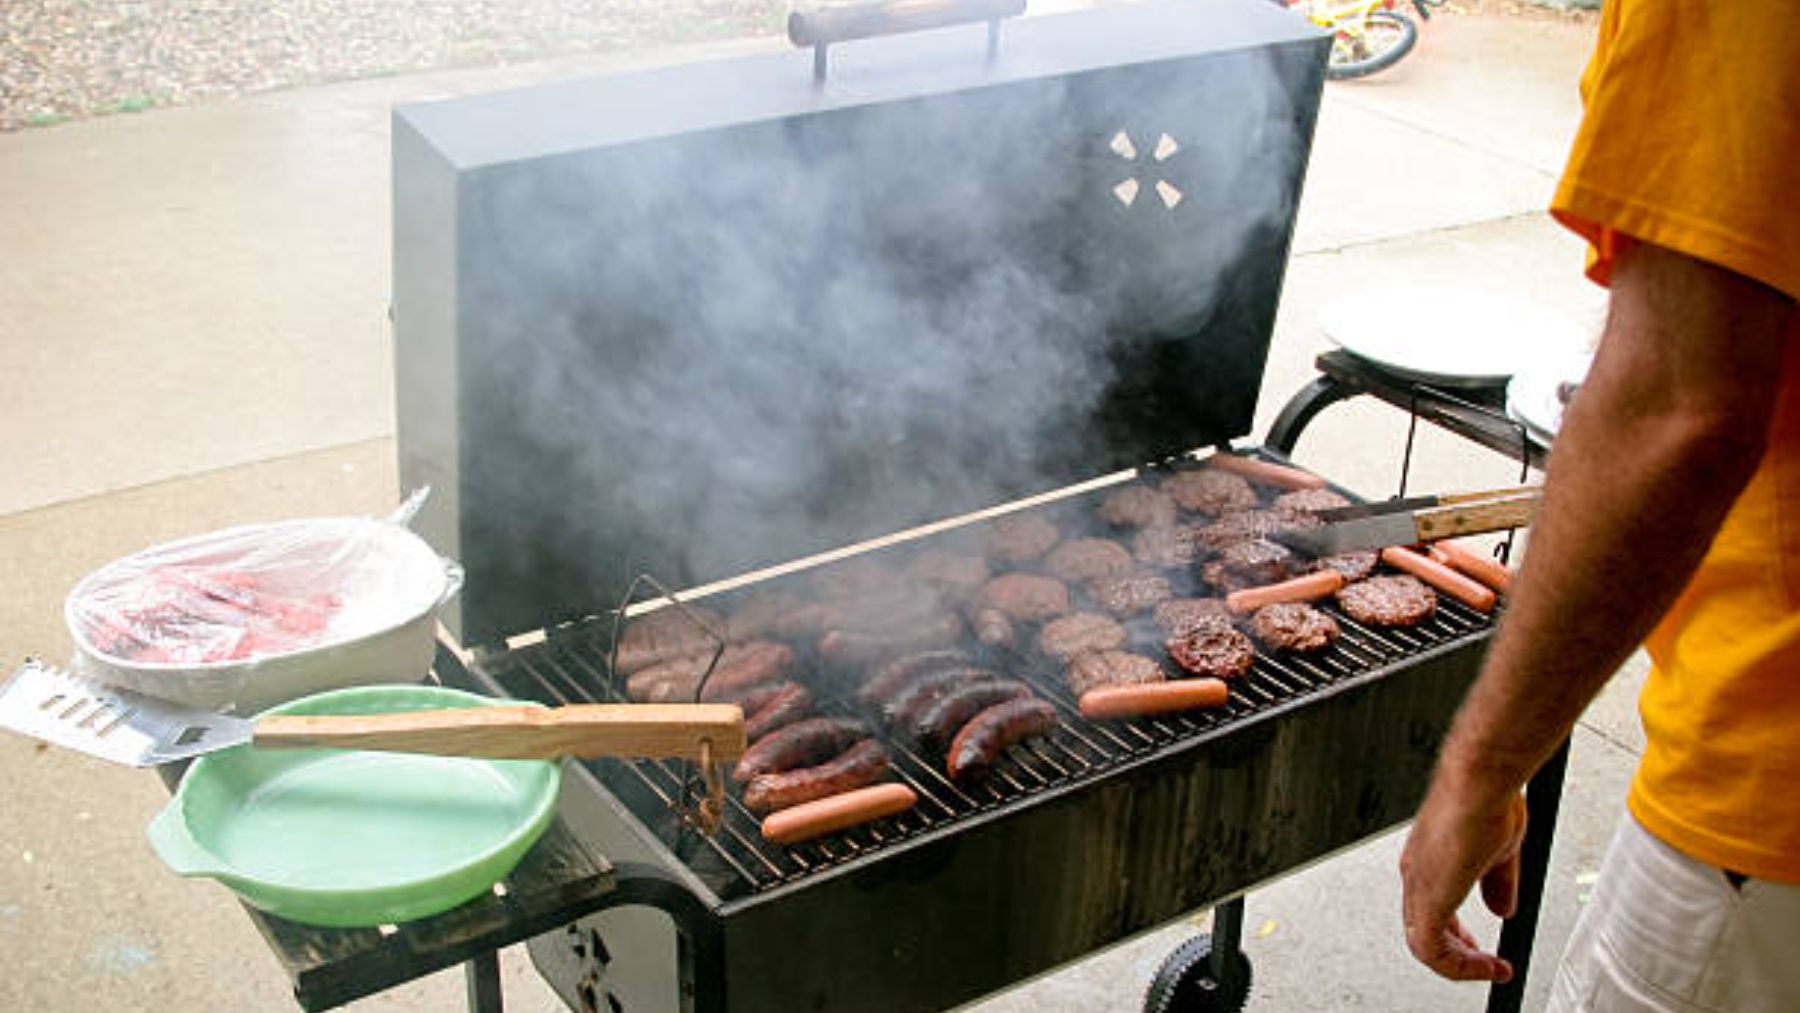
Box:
[1271,484,1541,557]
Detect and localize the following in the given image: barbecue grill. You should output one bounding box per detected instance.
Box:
[387,3,1521,1010]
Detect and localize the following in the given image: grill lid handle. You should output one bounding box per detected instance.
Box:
[789,0,1027,82]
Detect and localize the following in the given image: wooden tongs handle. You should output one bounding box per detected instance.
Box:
[1414,488,1541,542]
[253,704,747,762]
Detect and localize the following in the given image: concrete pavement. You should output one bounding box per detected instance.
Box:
[0,8,1617,1011]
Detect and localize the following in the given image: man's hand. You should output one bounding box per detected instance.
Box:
[1399,787,1528,982]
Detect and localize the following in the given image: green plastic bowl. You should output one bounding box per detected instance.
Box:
[147,685,560,928]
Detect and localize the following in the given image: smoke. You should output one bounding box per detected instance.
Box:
[431,21,1317,629]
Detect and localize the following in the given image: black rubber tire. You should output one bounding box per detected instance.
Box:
[1325,10,1418,80]
[1142,934,1254,1013]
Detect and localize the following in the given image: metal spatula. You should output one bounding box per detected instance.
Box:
[0,659,745,768]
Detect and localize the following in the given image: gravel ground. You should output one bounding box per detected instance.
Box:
[0,0,1592,132]
[0,0,790,131]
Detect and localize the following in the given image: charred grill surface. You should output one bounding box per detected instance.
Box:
[471,566,1495,902]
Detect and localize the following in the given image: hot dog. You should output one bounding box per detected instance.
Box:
[946,697,1058,781]
[1428,540,1514,595]
[760,783,920,844]
[1204,453,1328,490]
[743,682,814,741]
[857,649,977,706]
[1079,679,1229,720]
[731,716,868,784]
[1225,570,1345,615]
[1379,546,1498,613]
[909,679,1034,752]
[743,738,891,814]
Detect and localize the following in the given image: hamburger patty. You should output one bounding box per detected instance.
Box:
[1067,649,1166,696]
[1133,524,1206,568]
[904,549,990,603]
[976,572,1072,623]
[1250,602,1340,653]
[1192,509,1318,554]
[1311,550,1380,584]
[1200,538,1297,591]
[1097,485,1179,529]
[981,514,1061,563]
[1163,470,1259,516]
[1044,537,1136,584]
[1152,597,1236,637]
[1166,624,1256,679]
[1335,575,1437,627]
[1038,612,1128,661]
[1089,572,1175,617]
[1271,487,1353,518]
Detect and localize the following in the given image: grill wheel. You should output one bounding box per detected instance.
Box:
[1142,933,1253,1013]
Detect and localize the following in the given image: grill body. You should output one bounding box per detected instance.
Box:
[379,3,1497,1011]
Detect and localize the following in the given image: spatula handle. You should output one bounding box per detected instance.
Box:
[253,704,747,761]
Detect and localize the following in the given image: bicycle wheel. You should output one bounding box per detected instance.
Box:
[1326,10,1418,80]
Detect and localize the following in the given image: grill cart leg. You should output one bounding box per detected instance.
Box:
[1485,738,1570,1013]
[465,950,503,1013]
[1143,897,1253,1013]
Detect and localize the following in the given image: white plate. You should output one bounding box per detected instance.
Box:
[1319,286,1590,388]
[1506,349,1593,445]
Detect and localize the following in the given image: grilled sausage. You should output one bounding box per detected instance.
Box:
[946,697,1058,781]
[743,738,892,814]
[743,682,814,741]
[817,610,965,667]
[910,679,1034,753]
[971,608,1016,649]
[1079,679,1229,720]
[856,649,978,706]
[715,680,789,713]
[1224,570,1345,615]
[1380,546,1497,613]
[626,641,795,703]
[760,783,919,844]
[614,605,727,674]
[1427,541,1514,595]
[731,716,868,784]
[880,666,995,729]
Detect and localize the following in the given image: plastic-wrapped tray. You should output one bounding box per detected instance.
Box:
[66,516,462,713]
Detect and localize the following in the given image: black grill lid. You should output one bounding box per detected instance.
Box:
[394,0,1327,646]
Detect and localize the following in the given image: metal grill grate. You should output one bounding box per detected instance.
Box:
[474,593,1493,901]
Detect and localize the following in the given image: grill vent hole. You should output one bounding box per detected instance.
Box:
[1109,130,1138,160]
[589,928,612,966]
[606,992,625,1013]
[1112,179,1140,207]
[1154,132,1180,161]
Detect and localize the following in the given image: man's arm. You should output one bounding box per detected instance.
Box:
[1399,240,1795,982]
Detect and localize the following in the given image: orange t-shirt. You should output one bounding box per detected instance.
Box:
[1551,0,1800,881]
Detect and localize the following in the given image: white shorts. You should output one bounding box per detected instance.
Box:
[1547,813,1800,1013]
